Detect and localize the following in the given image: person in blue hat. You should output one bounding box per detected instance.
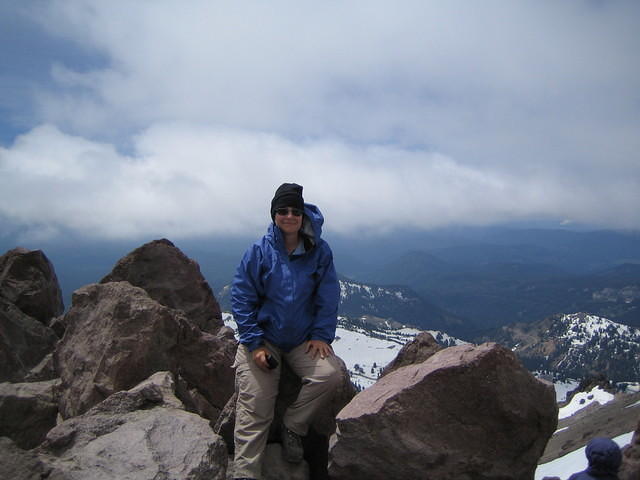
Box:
[568,437,622,480]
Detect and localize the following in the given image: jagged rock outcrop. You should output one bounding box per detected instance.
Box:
[215,356,356,479]
[23,352,57,382]
[328,342,558,480]
[380,331,443,377]
[620,420,640,480]
[0,247,64,324]
[54,281,235,420]
[0,297,58,382]
[0,378,60,449]
[37,371,228,480]
[100,238,223,333]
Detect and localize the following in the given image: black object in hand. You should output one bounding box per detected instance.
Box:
[266,354,279,370]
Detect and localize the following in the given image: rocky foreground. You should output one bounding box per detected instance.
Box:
[1,240,638,479]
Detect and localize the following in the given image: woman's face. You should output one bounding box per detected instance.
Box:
[274,207,303,235]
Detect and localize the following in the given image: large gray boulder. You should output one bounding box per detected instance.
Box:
[100,239,223,333]
[0,247,64,324]
[328,342,558,480]
[54,281,235,420]
[38,371,228,480]
[0,378,60,449]
[0,297,58,382]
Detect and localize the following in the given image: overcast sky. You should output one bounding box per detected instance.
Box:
[1,1,639,242]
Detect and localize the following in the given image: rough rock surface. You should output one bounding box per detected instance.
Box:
[100,238,223,333]
[0,437,50,480]
[328,342,558,480]
[0,297,58,382]
[38,371,228,480]
[23,352,58,382]
[620,420,640,480]
[0,378,60,449]
[0,247,64,323]
[380,331,443,377]
[54,281,235,419]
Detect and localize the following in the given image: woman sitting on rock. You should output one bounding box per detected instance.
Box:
[231,182,342,480]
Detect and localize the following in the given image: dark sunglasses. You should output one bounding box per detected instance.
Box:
[275,207,303,217]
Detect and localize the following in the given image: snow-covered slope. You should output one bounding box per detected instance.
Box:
[338,277,468,335]
[494,312,640,382]
[222,313,466,389]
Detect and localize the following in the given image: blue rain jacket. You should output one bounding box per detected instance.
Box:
[231,203,339,352]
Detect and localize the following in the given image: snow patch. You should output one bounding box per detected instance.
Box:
[558,386,614,419]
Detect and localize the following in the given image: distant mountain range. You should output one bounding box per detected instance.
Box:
[4,226,639,338]
[357,253,640,334]
[479,312,640,382]
[217,276,471,337]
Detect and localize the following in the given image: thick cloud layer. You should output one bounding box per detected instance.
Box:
[1,1,639,239]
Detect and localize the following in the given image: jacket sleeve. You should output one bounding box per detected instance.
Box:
[310,243,340,344]
[231,244,265,352]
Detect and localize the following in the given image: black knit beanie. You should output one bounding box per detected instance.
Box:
[270,183,304,220]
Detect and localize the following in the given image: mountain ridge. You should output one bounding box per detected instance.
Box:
[479,312,640,382]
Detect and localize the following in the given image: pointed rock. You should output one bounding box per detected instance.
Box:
[101,238,223,333]
[380,331,443,377]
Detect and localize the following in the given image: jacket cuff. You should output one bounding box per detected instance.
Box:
[245,338,265,352]
[310,334,333,344]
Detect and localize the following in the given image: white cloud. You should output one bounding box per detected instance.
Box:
[1,1,639,238]
[2,123,638,241]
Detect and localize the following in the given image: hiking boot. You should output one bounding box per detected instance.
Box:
[281,425,304,463]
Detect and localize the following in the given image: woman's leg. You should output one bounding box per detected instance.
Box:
[233,343,281,479]
[282,343,342,436]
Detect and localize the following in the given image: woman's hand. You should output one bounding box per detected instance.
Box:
[252,347,271,371]
[306,340,334,360]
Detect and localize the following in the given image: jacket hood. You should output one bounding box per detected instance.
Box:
[268,202,324,250]
[586,437,622,474]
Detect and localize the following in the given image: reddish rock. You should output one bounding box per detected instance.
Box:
[380,331,443,377]
[328,342,558,480]
[54,281,235,420]
[101,239,223,333]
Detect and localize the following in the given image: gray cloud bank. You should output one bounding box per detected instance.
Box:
[1,1,639,240]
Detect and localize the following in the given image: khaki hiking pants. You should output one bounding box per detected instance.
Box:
[232,340,342,479]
